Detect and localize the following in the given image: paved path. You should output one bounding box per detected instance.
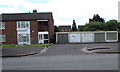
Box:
[82,43,119,54]
[1,47,44,57]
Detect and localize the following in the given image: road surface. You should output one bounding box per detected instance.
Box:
[2,43,119,70]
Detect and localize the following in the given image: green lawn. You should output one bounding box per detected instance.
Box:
[25,44,51,47]
[1,44,17,48]
[1,44,52,48]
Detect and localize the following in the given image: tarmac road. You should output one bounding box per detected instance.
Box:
[2,43,119,70]
[34,43,119,56]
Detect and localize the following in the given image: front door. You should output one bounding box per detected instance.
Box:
[38,34,44,44]
[38,32,49,44]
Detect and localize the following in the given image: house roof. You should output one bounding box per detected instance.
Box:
[58,25,71,30]
[1,12,54,21]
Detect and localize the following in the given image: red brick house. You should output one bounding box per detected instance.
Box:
[0,10,54,45]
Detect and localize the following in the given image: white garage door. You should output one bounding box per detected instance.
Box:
[82,33,94,42]
[69,34,81,43]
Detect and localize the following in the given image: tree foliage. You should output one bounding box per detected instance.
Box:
[117,22,120,31]
[89,14,105,23]
[84,20,118,31]
[72,20,78,31]
[82,14,118,31]
[84,21,104,31]
[104,20,117,31]
[54,25,59,32]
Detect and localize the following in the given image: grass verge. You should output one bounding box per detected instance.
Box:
[1,44,52,48]
[25,44,51,47]
[1,44,17,48]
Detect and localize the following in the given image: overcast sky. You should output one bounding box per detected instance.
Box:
[0,0,119,26]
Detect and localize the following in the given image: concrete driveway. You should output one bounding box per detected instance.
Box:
[35,44,88,56]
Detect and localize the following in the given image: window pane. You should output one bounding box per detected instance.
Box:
[0,22,2,29]
[0,35,6,42]
[44,34,48,39]
[26,34,29,42]
[0,38,1,42]
[44,40,48,43]
[2,22,5,29]
[21,22,23,28]
[22,35,26,42]
[17,21,30,29]
[18,22,20,28]
[26,22,29,28]
[2,35,5,42]
[21,22,26,28]
[0,22,5,29]
[39,34,42,39]
[0,35,2,42]
[18,34,21,42]
[18,34,30,42]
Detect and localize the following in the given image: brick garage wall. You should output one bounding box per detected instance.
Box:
[30,20,38,44]
[2,21,17,44]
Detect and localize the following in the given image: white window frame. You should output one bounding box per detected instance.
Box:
[18,34,30,42]
[17,21,30,30]
[38,32,49,44]
[0,22,5,29]
[0,35,6,42]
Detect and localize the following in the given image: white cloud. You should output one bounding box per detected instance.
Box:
[0,0,119,26]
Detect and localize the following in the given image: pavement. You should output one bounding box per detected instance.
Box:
[1,46,46,57]
[82,42,120,54]
[1,42,120,57]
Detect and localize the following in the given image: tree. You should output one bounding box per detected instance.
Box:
[72,20,78,31]
[89,14,105,23]
[81,14,118,31]
[84,21,104,31]
[117,22,120,31]
[104,20,117,31]
[54,25,59,32]
[78,26,85,31]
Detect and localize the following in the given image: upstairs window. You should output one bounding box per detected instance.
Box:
[17,21,30,29]
[0,22,5,29]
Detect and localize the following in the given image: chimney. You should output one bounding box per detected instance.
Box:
[33,9,37,13]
